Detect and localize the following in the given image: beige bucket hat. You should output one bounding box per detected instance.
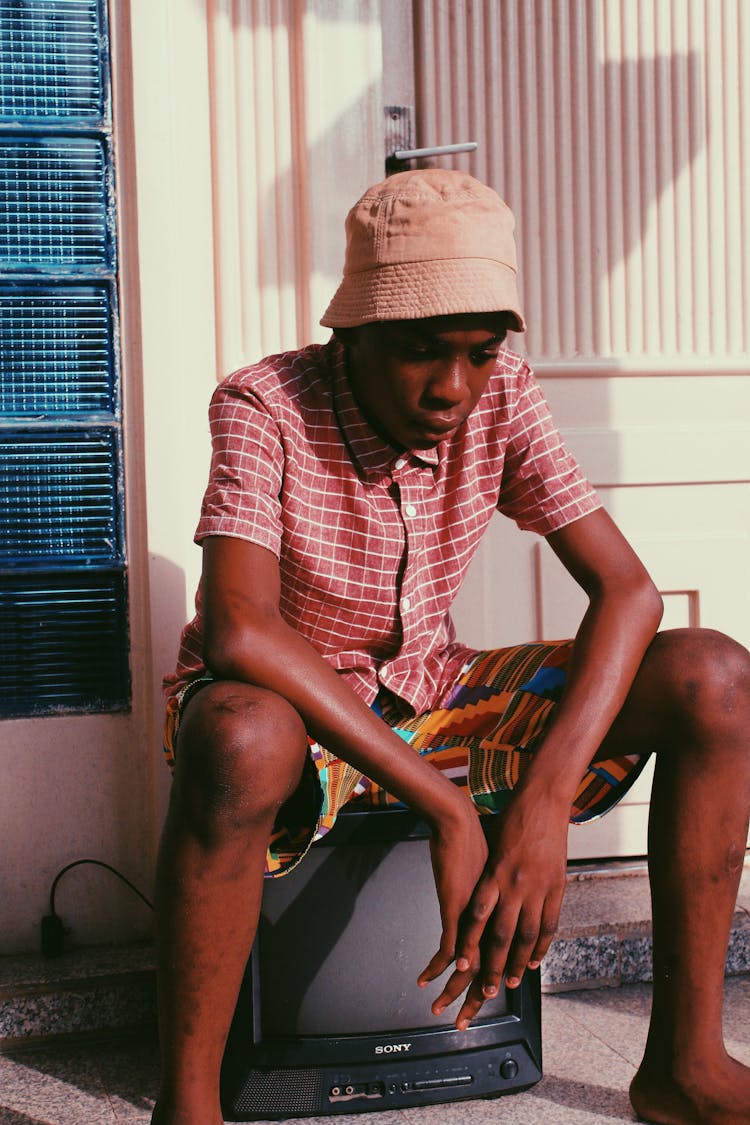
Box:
[320,168,525,331]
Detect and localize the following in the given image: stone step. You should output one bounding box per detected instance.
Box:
[545,857,750,992]
[1,861,748,1047]
[0,943,156,1048]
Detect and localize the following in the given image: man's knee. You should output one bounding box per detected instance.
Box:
[171,681,308,837]
[645,627,750,741]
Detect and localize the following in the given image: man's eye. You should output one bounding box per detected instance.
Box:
[402,345,437,360]
[471,350,499,365]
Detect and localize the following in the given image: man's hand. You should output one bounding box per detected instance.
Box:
[419,797,489,989]
[418,790,569,1029]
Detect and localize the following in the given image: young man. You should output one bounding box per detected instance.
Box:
[152,170,750,1125]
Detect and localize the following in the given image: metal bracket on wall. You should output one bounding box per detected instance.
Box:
[384,105,477,174]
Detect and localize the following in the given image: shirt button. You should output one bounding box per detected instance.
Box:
[404,503,417,517]
[402,596,411,611]
[394,458,407,470]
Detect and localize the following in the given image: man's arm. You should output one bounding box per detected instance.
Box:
[201,535,488,968]
[420,506,664,1026]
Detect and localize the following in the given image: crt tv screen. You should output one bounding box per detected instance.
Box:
[221,807,542,1119]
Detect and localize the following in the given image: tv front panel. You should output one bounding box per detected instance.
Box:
[221,808,542,1119]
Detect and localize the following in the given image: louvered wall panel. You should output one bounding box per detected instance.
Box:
[414,0,749,369]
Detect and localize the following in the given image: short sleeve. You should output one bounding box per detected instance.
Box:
[194,377,284,555]
[497,364,601,535]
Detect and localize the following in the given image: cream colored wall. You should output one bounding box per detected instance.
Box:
[123,0,219,829]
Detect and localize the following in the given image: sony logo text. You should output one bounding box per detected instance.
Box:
[374,1043,412,1054]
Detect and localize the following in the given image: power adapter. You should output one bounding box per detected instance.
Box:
[41,912,66,958]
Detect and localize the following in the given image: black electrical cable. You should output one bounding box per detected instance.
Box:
[42,858,153,957]
[49,859,154,914]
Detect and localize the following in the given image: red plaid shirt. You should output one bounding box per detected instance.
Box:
[164,339,600,712]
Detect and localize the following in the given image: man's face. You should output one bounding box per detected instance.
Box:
[340,313,510,451]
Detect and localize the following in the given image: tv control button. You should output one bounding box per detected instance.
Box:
[411,1075,472,1091]
[500,1058,519,1080]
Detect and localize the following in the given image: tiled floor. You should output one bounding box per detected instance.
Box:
[1,976,749,1125]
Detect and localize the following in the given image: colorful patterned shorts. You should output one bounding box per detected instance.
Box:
[163,640,649,878]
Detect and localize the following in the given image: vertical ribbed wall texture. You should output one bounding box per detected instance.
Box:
[207,0,383,376]
[208,0,298,373]
[414,0,749,366]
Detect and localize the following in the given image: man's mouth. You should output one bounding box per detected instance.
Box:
[412,413,463,437]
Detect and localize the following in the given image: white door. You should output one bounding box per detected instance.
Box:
[384,0,750,859]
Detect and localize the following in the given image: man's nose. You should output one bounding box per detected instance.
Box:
[425,357,470,406]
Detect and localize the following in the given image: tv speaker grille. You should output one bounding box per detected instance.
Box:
[233,1067,324,1115]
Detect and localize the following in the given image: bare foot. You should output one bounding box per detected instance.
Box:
[630,1053,750,1124]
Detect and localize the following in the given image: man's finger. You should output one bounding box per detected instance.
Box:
[471,895,525,997]
[453,872,501,971]
[454,977,489,1030]
[430,963,477,1016]
[527,897,561,968]
[418,941,455,987]
[502,904,543,987]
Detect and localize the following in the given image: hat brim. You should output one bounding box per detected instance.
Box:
[320,257,526,332]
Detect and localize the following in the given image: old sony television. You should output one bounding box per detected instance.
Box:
[221,806,542,1119]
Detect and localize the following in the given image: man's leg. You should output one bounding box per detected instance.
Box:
[150,681,309,1125]
[594,628,750,1125]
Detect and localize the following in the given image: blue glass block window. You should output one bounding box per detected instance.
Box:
[0,572,129,715]
[0,138,111,267]
[0,0,128,717]
[0,0,103,122]
[0,430,120,562]
[0,285,114,414]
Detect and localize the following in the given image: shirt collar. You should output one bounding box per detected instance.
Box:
[327,338,440,479]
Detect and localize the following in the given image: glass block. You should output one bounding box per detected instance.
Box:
[0,0,104,121]
[0,569,130,715]
[0,136,110,267]
[0,429,121,562]
[0,284,114,414]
